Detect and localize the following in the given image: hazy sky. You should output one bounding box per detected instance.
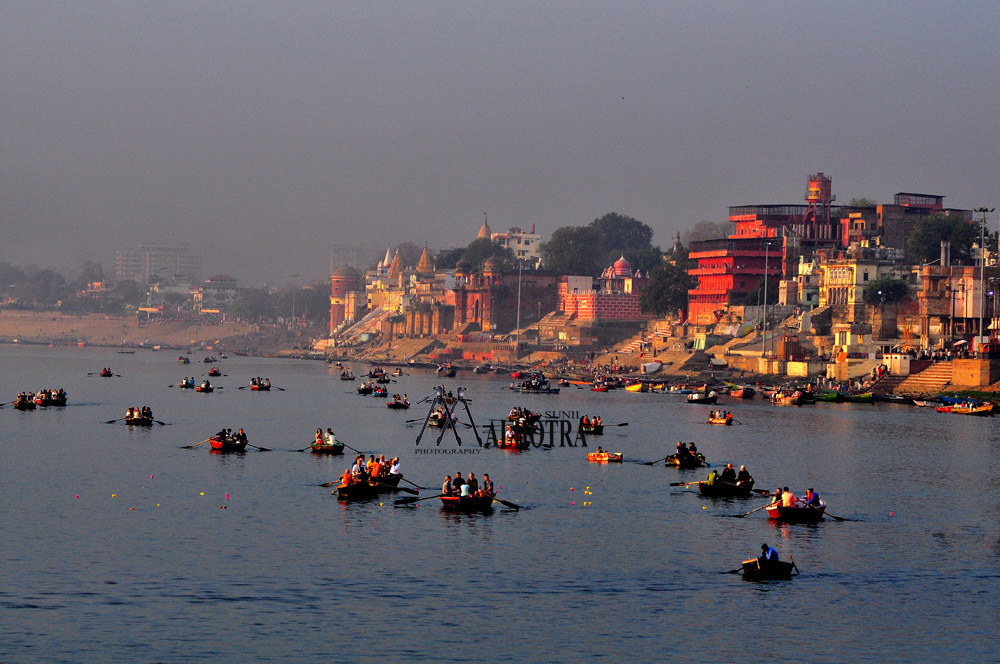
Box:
[3,1,998,286]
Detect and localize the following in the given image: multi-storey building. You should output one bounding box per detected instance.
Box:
[115,242,201,285]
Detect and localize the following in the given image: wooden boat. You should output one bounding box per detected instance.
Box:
[625,382,648,392]
[209,435,247,452]
[435,364,456,377]
[35,394,68,407]
[391,368,403,376]
[666,453,707,468]
[509,371,525,379]
[357,385,374,395]
[311,441,345,454]
[591,385,608,392]
[250,383,271,391]
[124,416,155,426]
[935,405,954,413]
[765,500,826,523]
[472,364,492,374]
[947,402,994,416]
[203,357,218,363]
[335,475,404,500]
[817,389,844,402]
[687,391,717,404]
[496,436,531,450]
[195,385,214,393]
[697,479,755,498]
[513,386,560,394]
[100,369,113,377]
[386,401,410,409]
[12,399,36,410]
[508,411,541,423]
[740,558,795,581]
[178,381,195,389]
[339,373,355,381]
[586,451,623,463]
[844,392,875,403]
[372,387,388,397]
[877,394,912,405]
[579,423,604,435]
[707,415,733,425]
[374,375,391,384]
[730,387,755,399]
[439,495,494,512]
[769,390,803,406]
[178,356,190,364]
[208,368,222,377]
[428,415,456,429]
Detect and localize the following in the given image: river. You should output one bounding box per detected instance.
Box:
[0,345,997,662]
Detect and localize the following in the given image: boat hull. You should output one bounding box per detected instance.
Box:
[124,417,155,426]
[579,424,604,435]
[586,452,623,463]
[741,558,795,580]
[311,442,345,455]
[209,436,247,452]
[439,495,494,512]
[697,480,754,498]
[765,502,825,523]
[666,454,706,468]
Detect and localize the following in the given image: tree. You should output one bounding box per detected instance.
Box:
[20,269,68,304]
[460,238,514,269]
[76,260,104,288]
[849,197,878,207]
[742,277,779,306]
[862,278,908,306]
[229,288,274,321]
[639,262,695,317]
[682,220,730,245]
[112,279,146,306]
[908,212,981,264]
[434,247,466,270]
[540,226,602,275]
[590,212,654,252]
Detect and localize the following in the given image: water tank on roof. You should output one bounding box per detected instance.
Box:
[806,172,833,204]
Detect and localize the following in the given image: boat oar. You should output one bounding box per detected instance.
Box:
[296,442,316,452]
[394,494,443,506]
[245,442,271,452]
[724,566,744,574]
[380,483,417,495]
[807,503,850,521]
[790,555,800,575]
[154,420,168,426]
[492,496,520,510]
[643,456,669,466]
[182,438,212,449]
[610,422,629,426]
[404,418,424,424]
[270,385,286,391]
[669,480,703,486]
[731,503,771,518]
[337,441,363,455]
[238,385,248,389]
[398,476,427,490]
[104,417,126,424]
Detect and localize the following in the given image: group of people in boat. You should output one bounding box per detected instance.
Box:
[178,377,204,388]
[579,415,602,428]
[708,410,733,421]
[430,406,457,425]
[705,463,753,486]
[215,428,248,444]
[513,374,549,390]
[340,454,401,486]
[389,394,409,406]
[769,487,821,508]
[340,370,355,379]
[125,406,154,421]
[671,441,702,461]
[14,388,67,406]
[249,377,271,388]
[99,367,114,376]
[441,471,495,498]
[314,427,340,447]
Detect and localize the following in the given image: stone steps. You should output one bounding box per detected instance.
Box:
[895,362,954,395]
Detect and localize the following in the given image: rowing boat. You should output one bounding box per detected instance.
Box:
[946,402,993,416]
[666,453,707,468]
[124,416,155,426]
[439,495,494,512]
[707,415,732,425]
[765,500,826,523]
[579,423,604,435]
[311,441,345,454]
[386,401,410,409]
[586,451,623,463]
[250,384,270,391]
[740,558,795,581]
[209,435,247,452]
[697,480,754,498]
[687,391,717,404]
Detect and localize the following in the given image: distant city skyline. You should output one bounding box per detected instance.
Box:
[3,2,997,286]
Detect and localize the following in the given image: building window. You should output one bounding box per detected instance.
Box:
[863,272,869,282]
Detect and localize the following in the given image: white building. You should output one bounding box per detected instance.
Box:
[491,225,542,267]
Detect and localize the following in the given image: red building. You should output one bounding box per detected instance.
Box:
[687,173,842,325]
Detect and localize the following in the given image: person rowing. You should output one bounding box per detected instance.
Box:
[719,463,736,484]
[803,488,821,506]
[735,465,752,486]
[759,543,780,566]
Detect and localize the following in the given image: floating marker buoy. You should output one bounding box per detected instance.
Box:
[112,494,116,498]
[75,495,79,499]
[571,501,575,505]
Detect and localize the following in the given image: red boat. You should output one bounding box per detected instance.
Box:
[209,435,247,452]
[196,385,214,393]
[730,387,755,399]
[208,367,222,377]
[440,495,495,512]
[251,383,270,391]
[765,501,826,523]
[496,436,531,450]
[587,451,623,463]
[591,385,608,392]
[100,369,113,377]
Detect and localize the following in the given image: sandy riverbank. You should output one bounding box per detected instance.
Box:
[0,310,261,350]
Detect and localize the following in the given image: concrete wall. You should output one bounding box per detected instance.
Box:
[951,359,1000,388]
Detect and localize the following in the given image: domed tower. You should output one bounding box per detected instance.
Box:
[483,256,504,286]
[477,213,493,241]
[330,265,362,333]
[601,255,632,293]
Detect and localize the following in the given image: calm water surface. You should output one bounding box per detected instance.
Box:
[1,345,998,663]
